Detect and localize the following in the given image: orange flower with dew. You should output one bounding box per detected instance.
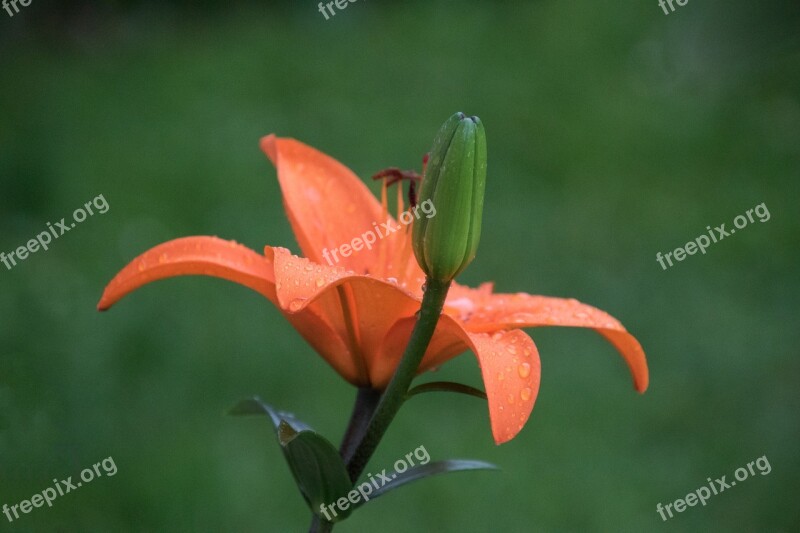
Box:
[98,134,648,444]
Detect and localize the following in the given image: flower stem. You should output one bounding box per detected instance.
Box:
[339,387,382,463]
[345,277,451,482]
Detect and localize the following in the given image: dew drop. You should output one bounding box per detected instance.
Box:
[520,387,532,401]
[315,278,325,288]
[523,348,531,357]
[518,362,531,378]
[507,393,515,404]
[137,261,146,272]
[496,372,505,381]
[506,344,517,355]
[288,299,304,312]
[305,264,314,271]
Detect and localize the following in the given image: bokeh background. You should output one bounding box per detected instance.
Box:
[1,1,798,531]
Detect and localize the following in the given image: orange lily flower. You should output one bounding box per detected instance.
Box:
[98,134,648,444]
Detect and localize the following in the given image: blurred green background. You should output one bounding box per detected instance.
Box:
[1,1,799,531]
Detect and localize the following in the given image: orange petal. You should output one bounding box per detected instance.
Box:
[267,246,421,386]
[465,329,541,445]
[98,238,363,385]
[379,316,540,444]
[261,135,390,274]
[462,292,648,393]
[97,236,276,310]
[278,303,363,386]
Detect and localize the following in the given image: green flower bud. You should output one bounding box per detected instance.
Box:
[413,112,487,282]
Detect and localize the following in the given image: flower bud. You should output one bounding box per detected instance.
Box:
[413,112,487,282]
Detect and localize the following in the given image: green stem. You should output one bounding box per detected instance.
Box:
[339,387,381,463]
[345,277,451,482]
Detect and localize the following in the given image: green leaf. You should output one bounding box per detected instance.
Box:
[228,397,314,433]
[350,459,499,511]
[406,381,487,400]
[229,397,353,521]
[283,429,355,521]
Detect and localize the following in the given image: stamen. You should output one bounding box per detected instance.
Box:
[396,184,404,221]
[408,180,417,209]
[377,180,389,279]
[397,221,415,285]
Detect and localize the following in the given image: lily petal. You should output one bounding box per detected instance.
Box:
[261,135,390,274]
[464,329,541,445]
[267,246,421,386]
[97,236,277,310]
[461,292,648,393]
[379,315,541,445]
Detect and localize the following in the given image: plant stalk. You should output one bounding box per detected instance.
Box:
[345,277,451,482]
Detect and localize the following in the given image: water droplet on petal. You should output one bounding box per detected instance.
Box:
[518,362,531,378]
[496,372,505,381]
[315,278,325,288]
[137,261,146,272]
[288,299,304,312]
[520,387,532,401]
[506,345,517,355]
[523,348,531,357]
[507,393,515,404]
[305,264,314,271]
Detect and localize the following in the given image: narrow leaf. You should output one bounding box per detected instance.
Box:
[229,397,352,520]
[228,396,314,433]
[350,459,499,511]
[406,381,487,400]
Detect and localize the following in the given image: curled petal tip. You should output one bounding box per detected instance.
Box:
[260,134,278,163]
